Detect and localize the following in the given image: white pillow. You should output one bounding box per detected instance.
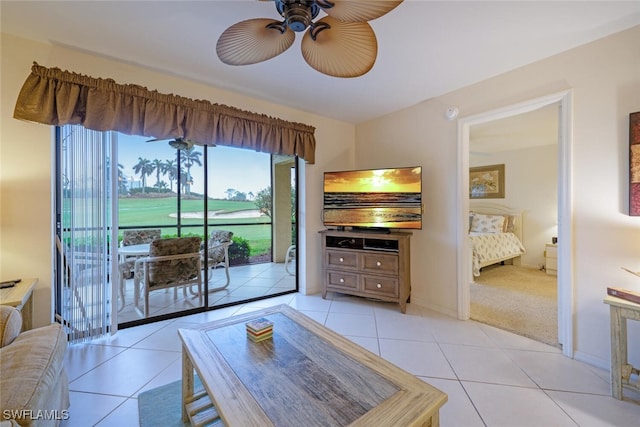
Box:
[470,213,505,233]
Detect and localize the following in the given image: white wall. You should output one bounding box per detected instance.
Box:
[356,26,640,367]
[0,32,356,326]
[354,99,461,316]
[470,143,558,268]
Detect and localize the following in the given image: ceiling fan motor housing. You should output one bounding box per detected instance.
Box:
[276,0,320,32]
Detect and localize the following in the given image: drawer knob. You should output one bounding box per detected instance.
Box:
[376,283,382,289]
[376,261,382,267]
[339,257,344,262]
[339,278,344,283]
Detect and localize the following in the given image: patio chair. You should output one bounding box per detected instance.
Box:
[133,236,202,318]
[285,244,296,276]
[117,229,161,311]
[201,230,234,292]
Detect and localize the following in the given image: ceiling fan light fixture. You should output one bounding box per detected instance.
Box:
[280,2,317,32]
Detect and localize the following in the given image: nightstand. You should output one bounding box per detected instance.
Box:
[545,243,557,276]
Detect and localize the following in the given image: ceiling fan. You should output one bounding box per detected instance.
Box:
[146,137,198,150]
[216,0,404,78]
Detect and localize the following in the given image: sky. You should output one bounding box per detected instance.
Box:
[116,133,271,199]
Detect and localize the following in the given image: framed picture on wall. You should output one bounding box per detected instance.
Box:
[470,164,505,199]
[630,111,640,215]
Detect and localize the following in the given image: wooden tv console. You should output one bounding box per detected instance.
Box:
[320,229,412,313]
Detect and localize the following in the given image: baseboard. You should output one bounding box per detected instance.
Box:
[413,298,458,319]
[574,350,610,372]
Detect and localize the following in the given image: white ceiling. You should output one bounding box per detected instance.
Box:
[1,1,639,124]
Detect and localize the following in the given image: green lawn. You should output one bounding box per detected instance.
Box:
[118,197,272,256]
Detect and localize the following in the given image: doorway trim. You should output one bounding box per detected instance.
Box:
[456,90,574,357]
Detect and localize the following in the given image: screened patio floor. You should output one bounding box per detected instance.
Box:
[116,260,296,324]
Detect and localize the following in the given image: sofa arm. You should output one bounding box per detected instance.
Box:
[0,323,69,426]
[0,306,22,348]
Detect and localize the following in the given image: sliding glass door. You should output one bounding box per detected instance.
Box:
[56,126,299,336]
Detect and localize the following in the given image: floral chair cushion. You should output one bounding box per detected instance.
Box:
[120,229,162,279]
[122,229,161,246]
[205,230,233,263]
[146,237,201,288]
[119,259,136,276]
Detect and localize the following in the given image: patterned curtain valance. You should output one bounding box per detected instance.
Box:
[13,62,316,163]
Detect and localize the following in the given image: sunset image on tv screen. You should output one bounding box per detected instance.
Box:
[323,167,422,229]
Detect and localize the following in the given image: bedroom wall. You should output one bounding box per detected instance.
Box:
[470,143,558,269]
[0,32,356,327]
[356,26,640,368]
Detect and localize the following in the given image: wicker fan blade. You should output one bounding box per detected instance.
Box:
[322,0,403,23]
[301,16,377,78]
[217,18,295,65]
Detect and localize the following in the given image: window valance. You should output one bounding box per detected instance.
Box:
[13,62,316,163]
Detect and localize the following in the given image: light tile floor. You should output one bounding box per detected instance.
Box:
[63,293,640,427]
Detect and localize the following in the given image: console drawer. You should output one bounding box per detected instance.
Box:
[326,271,359,291]
[362,275,399,297]
[326,250,358,270]
[362,253,398,275]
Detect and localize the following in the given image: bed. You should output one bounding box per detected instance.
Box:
[469,204,526,277]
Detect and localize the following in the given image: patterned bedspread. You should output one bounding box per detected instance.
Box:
[470,232,526,276]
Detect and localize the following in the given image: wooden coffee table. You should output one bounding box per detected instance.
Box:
[178,304,447,426]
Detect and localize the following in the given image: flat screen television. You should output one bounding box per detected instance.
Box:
[323,166,422,230]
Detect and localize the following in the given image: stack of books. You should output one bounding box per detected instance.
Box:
[611,268,640,304]
[246,317,274,343]
[607,287,640,304]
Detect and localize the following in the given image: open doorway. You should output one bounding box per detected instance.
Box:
[468,105,559,346]
[456,91,574,357]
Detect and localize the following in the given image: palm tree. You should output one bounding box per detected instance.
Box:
[151,158,164,192]
[180,147,202,196]
[179,168,190,194]
[132,157,153,194]
[117,162,128,194]
[106,157,127,194]
[164,159,178,192]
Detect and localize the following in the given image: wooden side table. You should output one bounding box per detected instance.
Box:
[0,278,37,331]
[604,294,640,400]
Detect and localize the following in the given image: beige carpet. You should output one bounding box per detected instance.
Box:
[470,264,559,347]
